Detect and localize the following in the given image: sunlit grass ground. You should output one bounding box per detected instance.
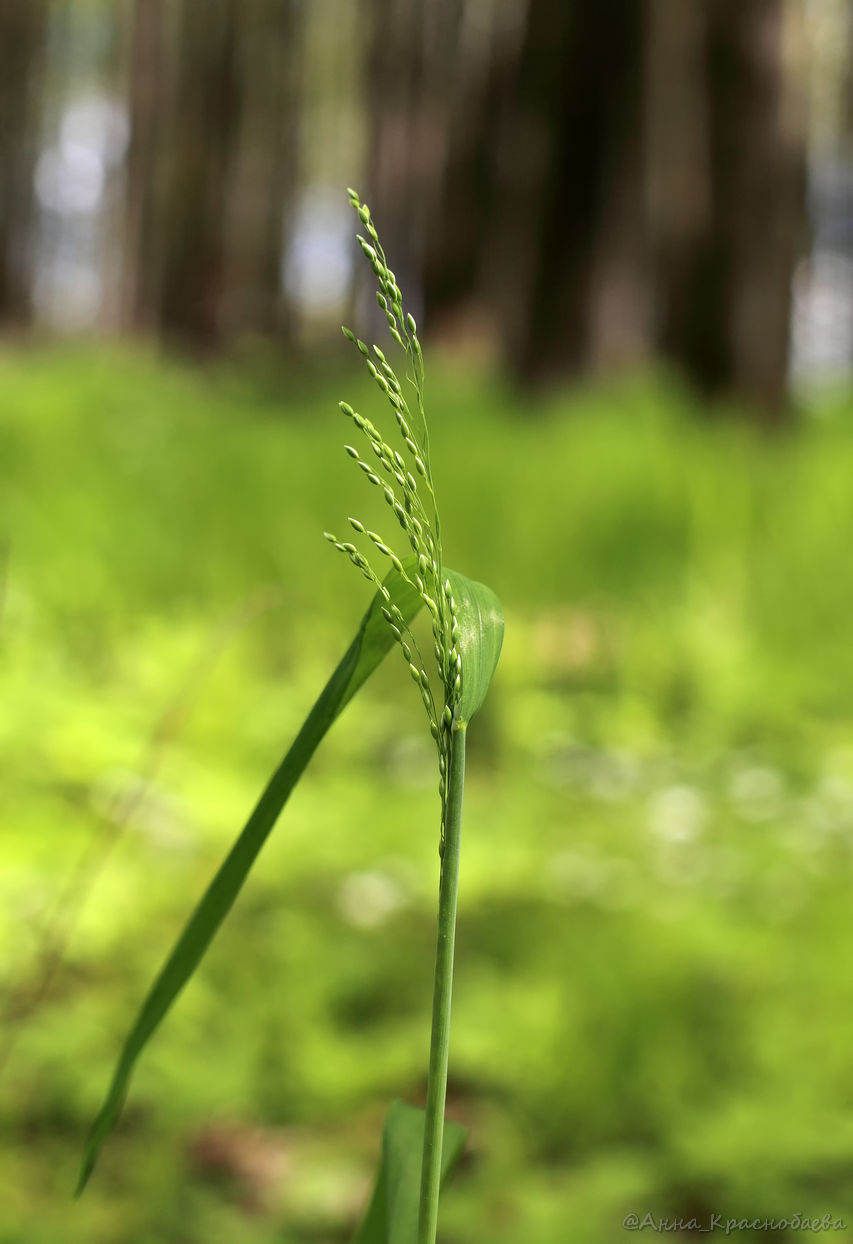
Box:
[2,346,853,1242]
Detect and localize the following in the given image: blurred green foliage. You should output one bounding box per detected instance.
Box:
[2,347,853,1242]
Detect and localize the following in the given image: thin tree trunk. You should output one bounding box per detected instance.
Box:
[221,0,301,342]
[156,0,241,349]
[421,6,511,335]
[122,0,167,333]
[492,0,649,382]
[365,0,465,320]
[365,0,425,299]
[656,0,805,420]
[0,0,48,326]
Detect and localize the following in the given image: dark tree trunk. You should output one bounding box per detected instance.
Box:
[157,0,241,349]
[221,0,302,342]
[420,10,516,338]
[492,0,650,382]
[655,0,805,419]
[122,0,167,334]
[365,0,466,321]
[0,0,48,326]
[365,0,427,303]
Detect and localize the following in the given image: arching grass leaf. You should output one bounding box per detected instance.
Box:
[76,562,423,1194]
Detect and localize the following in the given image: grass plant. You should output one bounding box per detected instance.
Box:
[76,192,503,1242]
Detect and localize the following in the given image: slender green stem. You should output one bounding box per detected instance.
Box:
[418,722,467,1244]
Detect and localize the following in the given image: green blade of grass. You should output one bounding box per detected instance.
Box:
[353,1101,467,1244]
[76,563,423,1195]
[446,570,504,725]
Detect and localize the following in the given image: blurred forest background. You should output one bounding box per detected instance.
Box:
[3,1,853,1242]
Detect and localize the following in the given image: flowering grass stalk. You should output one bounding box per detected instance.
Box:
[330,190,503,1240]
[77,191,503,1243]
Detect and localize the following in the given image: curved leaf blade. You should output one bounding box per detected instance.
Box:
[353,1101,466,1244]
[76,565,423,1194]
[446,570,504,725]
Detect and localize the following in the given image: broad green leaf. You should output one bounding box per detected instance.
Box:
[353,1101,467,1244]
[76,563,423,1195]
[446,570,504,725]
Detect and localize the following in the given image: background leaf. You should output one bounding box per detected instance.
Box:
[353,1100,467,1244]
[76,564,423,1194]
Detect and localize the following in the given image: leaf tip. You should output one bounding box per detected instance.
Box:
[74,1153,94,1198]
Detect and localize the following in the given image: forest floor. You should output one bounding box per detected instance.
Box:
[2,347,853,1243]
